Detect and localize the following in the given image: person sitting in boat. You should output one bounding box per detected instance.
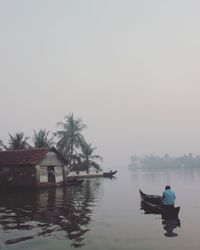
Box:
[162,185,176,207]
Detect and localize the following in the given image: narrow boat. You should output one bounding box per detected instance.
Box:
[139,189,180,218]
[103,170,117,177]
[139,189,162,205]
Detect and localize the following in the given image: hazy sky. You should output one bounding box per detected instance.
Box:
[1,0,200,168]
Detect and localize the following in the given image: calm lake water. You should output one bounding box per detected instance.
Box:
[1,167,200,250]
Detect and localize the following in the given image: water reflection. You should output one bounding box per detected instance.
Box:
[162,217,180,237]
[0,178,102,248]
[140,201,181,238]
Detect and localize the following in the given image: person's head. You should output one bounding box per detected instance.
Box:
[165,185,171,190]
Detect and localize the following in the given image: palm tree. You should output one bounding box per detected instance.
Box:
[8,132,30,150]
[33,129,54,148]
[54,113,87,168]
[78,141,103,172]
[0,139,5,151]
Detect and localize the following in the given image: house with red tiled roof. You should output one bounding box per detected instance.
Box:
[0,147,69,188]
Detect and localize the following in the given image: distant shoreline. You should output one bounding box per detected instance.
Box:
[128,154,200,169]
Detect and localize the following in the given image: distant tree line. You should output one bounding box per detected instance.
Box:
[0,113,102,172]
[128,153,200,169]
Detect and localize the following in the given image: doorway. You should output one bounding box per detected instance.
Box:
[47,166,55,183]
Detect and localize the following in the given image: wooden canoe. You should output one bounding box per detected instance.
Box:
[103,170,117,177]
[139,189,162,205]
[139,189,180,218]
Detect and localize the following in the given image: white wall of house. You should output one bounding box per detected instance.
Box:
[37,152,68,183]
[39,152,64,166]
[39,165,48,183]
[38,165,65,183]
[54,166,63,183]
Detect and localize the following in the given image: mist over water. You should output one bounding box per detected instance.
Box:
[0,166,200,249]
[1,1,200,248]
[1,1,200,168]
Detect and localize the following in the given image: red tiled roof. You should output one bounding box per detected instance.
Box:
[0,148,50,166]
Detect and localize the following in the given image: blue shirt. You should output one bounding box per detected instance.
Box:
[162,190,176,205]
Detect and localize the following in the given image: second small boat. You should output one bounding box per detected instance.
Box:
[103,170,117,178]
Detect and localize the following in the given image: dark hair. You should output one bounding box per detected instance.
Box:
[165,185,171,190]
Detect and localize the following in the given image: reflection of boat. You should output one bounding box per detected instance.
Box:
[139,189,180,218]
[66,178,84,186]
[103,170,117,177]
[162,218,181,237]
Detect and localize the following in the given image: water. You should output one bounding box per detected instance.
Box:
[0,167,200,249]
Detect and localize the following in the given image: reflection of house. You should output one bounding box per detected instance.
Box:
[0,178,101,247]
[0,147,69,188]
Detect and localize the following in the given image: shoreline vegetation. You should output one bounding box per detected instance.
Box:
[129,154,200,169]
[0,113,103,173]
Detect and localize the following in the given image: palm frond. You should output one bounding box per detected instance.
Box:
[8,132,30,150]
